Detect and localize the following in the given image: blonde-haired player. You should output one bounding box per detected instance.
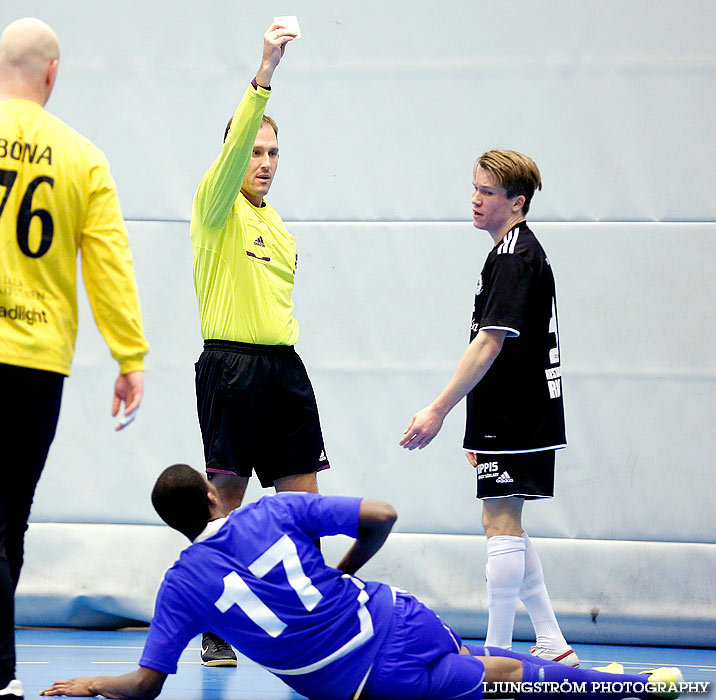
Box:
[401,149,575,664]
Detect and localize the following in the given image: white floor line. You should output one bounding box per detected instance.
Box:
[18,645,145,650]
[18,644,201,651]
[584,660,715,670]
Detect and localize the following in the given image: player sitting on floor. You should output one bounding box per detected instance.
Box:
[41,464,683,700]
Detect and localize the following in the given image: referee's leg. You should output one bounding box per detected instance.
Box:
[206,473,249,513]
[275,473,321,550]
[274,472,319,494]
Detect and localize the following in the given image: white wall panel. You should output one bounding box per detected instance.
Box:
[25,221,714,574]
[30,221,204,525]
[18,524,184,628]
[14,218,716,641]
[2,1,713,644]
[354,534,716,647]
[19,525,716,647]
[1,1,714,221]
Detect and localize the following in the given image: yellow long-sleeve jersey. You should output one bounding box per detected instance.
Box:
[191,84,299,346]
[0,99,148,375]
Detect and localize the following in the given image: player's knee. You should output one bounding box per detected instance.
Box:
[481,501,523,537]
[482,514,517,537]
[482,510,497,534]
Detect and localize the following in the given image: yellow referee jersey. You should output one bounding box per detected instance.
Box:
[191,84,299,346]
[0,99,148,375]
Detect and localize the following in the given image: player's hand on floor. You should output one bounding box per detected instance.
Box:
[400,406,445,450]
[40,677,98,696]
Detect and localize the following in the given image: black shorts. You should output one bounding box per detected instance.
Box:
[472,450,554,500]
[195,340,330,488]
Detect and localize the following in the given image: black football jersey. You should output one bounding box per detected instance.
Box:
[463,222,566,453]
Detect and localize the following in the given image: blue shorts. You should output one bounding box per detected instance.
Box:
[360,592,485,700]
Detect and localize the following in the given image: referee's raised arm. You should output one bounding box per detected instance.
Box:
[256,21,297,90]
[193,22,297,229]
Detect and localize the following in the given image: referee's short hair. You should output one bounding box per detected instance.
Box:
[475,149,542,215]
[151,464,211,541]
[224,114,278,143]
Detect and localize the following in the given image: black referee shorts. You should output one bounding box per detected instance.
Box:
[195,340,330,488]
[472,450,554,500]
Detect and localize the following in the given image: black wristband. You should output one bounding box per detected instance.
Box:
[251,77,271,91]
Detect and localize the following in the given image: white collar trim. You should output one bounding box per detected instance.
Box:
[193,517,228,544]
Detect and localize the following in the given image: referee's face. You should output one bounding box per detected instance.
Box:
[472,167,520,236]
[241,123,279,207]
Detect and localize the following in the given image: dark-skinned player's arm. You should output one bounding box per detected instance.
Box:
[40,665,167,699]
[335,499,398,576]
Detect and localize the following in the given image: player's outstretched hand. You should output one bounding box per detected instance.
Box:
[256,22,298,86]
[400,405,445,450]
[40,677,97,696]
[112,370,144,431]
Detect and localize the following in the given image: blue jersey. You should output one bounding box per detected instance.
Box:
[139,493,395,700]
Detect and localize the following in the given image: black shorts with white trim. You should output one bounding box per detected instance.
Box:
[195,340,330,488]
[472,450,554,500]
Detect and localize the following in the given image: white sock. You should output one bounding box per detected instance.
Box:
[518,531,567,650]
[0,680,23,698]
[484,535,525,649]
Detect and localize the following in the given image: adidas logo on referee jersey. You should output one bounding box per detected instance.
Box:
[254,236,265,247]
[496,471,514,483]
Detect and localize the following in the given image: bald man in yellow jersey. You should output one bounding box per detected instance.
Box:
[190,22,331,666]
[0,18,148,698]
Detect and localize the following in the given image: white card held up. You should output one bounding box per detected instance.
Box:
[274,15,301,38]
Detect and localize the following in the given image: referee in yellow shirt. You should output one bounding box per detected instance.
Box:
[190,22,330,666]
[0,19,148,699]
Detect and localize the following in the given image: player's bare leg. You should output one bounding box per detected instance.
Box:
[482,496,524,537]
[200,473,248,667]
[207,473,249,513]
[275,472,321,549]
[274,472,318,494]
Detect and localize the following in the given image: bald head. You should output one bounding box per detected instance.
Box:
[0,18,59,105]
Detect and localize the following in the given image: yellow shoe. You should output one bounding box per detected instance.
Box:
[644,667,684,699]
[592,662,624,674]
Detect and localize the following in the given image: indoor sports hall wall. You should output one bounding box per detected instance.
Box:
[5,2,715,646]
